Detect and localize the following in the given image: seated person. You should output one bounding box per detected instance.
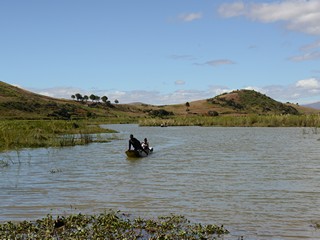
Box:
[128,134,148,155]
[141,138,149,150]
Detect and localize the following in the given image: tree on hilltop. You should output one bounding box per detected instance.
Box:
[75,93,83,101]
[101,96,108,103]
[89,94,96,102]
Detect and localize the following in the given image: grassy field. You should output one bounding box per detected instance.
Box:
[139,114,320,127]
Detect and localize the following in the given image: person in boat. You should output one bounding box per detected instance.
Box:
[129,134,148,155]
[141,138,149,150]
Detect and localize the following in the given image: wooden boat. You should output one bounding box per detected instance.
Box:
[125,147,153,158]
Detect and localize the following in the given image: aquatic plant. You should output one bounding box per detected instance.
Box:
[0,120,117,152]
[0,210,229,239]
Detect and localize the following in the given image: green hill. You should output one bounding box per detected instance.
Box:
[208,90,299,115]
[0,81,111,120]
[0,81,318,120]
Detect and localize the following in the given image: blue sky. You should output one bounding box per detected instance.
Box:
[1,0,320,105]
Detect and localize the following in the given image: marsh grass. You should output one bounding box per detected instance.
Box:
[139,114,320,127]
[0,120,116,152]
[0,210,229,239]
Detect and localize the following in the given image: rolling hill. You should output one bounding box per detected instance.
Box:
[0,81,318,120]
[0,81,121,120]
[302,101,320,110]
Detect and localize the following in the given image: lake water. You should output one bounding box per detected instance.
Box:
[1,124,320,239]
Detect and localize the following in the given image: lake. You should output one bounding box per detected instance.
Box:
[1,124,320,239]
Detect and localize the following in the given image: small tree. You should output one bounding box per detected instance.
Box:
[89,94,96,102]
[114,99,119,104]
[94,95,100,102]
[101,96,108,103]
[208,110,219,116]
[71,95,75,101]
[185,102,190,112]
[75,93,83,101]
[83,95,89,102]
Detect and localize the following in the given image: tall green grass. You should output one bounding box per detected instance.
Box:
[0,120,116,152]
[139,114,320,127]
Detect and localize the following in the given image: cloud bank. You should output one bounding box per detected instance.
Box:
[27,77,320,105]
[218,0,320,35]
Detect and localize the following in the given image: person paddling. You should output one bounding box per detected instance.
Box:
[128,134,148,155]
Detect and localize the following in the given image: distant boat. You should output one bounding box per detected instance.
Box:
[125,147,153,158]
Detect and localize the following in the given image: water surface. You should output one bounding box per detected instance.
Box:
[1,125,320,239]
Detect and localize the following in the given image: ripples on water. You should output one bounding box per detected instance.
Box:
[1,125,320,239]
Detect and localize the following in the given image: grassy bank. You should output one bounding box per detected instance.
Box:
[0,210,229,239]
[139,114,320,127]
[0,120,116,152]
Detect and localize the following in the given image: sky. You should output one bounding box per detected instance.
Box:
[1,0,320,105]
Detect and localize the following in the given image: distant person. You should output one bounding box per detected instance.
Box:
[141,138,149,150]
[128,134,148,155]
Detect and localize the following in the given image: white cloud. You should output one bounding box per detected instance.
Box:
[202,59,236,67]
[295,78,320,88]
[218,0,320,35]
[218,2,245,18]
[250,77,320,103]
[26,85,227,105]
[300,39,320,51]
[289,39,320,61]
[289,51,320,61]
[178,12,202,22]
[208,86,232,95]
[175,80,185,85]
[31,87,83,99]
[23,77,320,106]
[244,86,265,94]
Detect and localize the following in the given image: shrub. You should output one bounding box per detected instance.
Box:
[148,109,174,117]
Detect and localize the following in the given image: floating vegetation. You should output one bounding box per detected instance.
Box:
[0,211,229,239]
[49,168,63,174]
[311,220,320,229]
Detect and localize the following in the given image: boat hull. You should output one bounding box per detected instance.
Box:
[125,147,153,158]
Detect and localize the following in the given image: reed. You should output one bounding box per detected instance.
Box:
[0,120,116,152]
[139,114,320,127]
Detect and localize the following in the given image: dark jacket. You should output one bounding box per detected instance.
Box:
[129,137,142,150]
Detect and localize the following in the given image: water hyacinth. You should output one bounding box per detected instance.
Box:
[0,210,229,239]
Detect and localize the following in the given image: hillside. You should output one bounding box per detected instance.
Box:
[0,81,146,120]
[159,90,318,116]
[302,101,320,110]
[208,90,299,115]
[0,81,318,120]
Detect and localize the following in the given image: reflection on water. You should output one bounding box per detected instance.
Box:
[1,124,320,239]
